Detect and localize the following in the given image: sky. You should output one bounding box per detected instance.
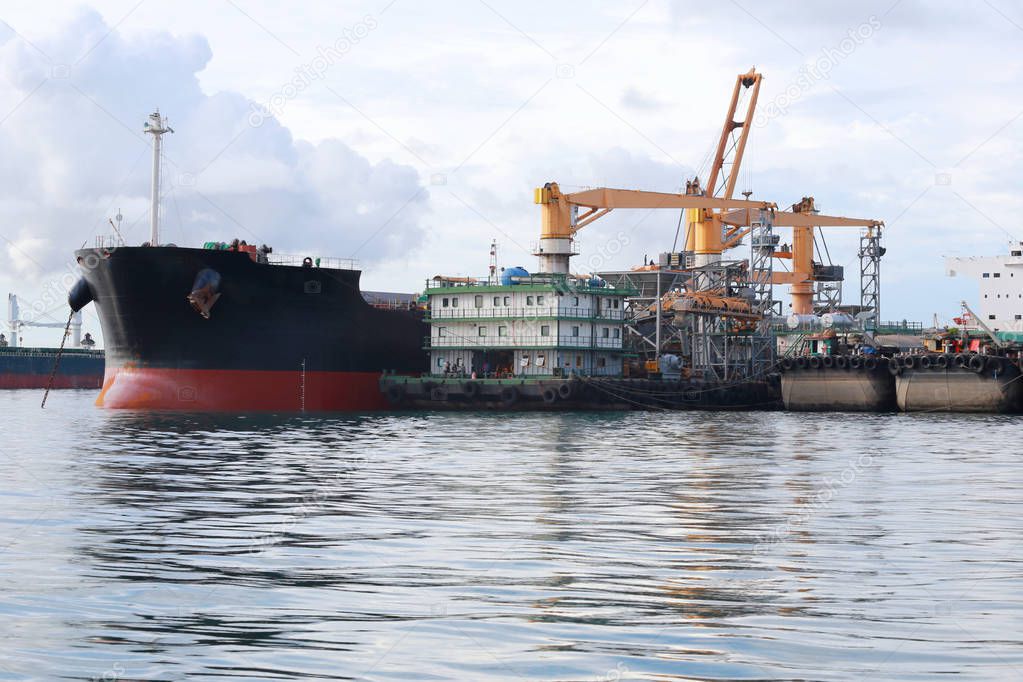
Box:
[1,0,1021,345]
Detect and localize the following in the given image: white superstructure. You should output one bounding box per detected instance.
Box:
[424,273,629,378]
[946,242,1023,331]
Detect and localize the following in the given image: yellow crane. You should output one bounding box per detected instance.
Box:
[533,68,884,317]
[769,198,882,315]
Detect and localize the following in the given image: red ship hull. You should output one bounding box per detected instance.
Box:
[96,367,391,411]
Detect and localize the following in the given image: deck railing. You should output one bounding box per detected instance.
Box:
[426,335,624,350]
[427,306,625,321]
[267,254,359,270]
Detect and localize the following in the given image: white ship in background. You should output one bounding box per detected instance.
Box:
[946,242,1023,333]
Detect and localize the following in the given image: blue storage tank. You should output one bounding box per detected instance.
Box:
[501,266,529,286]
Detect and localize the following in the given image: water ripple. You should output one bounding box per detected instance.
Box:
[0,391,1022,680]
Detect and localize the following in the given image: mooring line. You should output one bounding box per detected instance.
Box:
[40,311,75,409]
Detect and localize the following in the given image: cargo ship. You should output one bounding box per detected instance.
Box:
[68,112,427,411]
[2,294,104,389]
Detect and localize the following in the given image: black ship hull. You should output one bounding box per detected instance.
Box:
[73,246,427,410]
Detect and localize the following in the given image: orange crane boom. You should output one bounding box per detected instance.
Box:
[532,181,776,274]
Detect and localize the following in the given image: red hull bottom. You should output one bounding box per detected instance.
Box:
[0,375,102,389]
[96,367,391,411]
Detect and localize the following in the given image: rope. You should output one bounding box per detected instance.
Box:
[40,311,74,409]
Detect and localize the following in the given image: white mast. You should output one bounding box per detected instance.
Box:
[143,111,173,246]
[7,294,19,348]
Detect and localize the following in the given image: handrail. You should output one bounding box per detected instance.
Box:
[427,306,625,321]
[267,254,359,270]
[426,335,624,350]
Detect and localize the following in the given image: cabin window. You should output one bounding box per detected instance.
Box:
[613,328,620,338]
[597,357,606,368]
[498,326,507,337]
[540,325,550,337]
[442,297,449,308]
[573,296,579,306]
[526,296,534,306]
[576,355,583,367]
[478,326,487,336]
[493,296,500,306]
[1016,315,1022,320]
[983,273,990,278]
[537,295,545,305]
[451,297,459,307]
[571,326,580,337]
[613,299,620,308]
[995,273,1002,278]
[602,327,609,338]
[437,357,445,367]
[989,315,997,320]
[475,295,484,308]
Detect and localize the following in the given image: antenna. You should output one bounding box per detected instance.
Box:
[108,207,125,246]
[489,239,498,284]
[144,111,173,246]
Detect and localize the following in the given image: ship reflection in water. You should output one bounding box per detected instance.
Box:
[2,391,1022,680]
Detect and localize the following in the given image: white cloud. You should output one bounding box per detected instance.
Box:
[1,0,1022,344]
[0,8,428,343]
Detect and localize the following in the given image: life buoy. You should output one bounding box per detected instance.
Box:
[302,256,313,267]
[542,387,558,404]
[557,382,574,400]
[463,381,481,399]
